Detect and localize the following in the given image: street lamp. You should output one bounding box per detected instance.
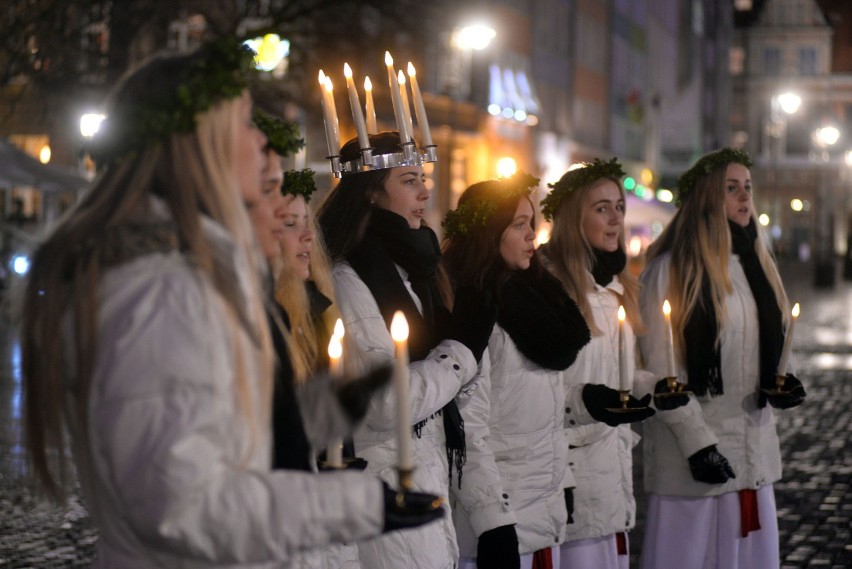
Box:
[813,124,840,287]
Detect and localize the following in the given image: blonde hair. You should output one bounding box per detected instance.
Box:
[645,162,789,352]
[21,53,272,503]
[544,177,644,336]
[274,195,340,383]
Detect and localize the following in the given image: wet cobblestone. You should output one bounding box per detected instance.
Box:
[1,261,851,567]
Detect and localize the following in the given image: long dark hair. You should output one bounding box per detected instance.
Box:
[316,131,403,262]
[442,179,544,293]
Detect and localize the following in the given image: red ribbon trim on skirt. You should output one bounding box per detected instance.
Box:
[532,547,553,569]
[739,488,761,537]
[616,532,628,555]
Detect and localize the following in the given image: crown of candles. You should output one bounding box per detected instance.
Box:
[318,52,437,178]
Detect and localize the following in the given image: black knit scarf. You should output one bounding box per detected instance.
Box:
[592,248,627,287]
[682,220,783,399]
[346,208,466,486]
[497,268,591,370]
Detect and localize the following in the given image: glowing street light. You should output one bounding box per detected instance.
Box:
[815,125,840,147]
[776,92,802,115]
[79,113,105,138]
[452,24,496,51]
[496,156,517,178]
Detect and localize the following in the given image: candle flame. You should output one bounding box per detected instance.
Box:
[343,62,352,78]
[663,299,671,316]
[364,76,372,91]
[333,318,345,339]
[385,51,394,66]
[792,302,800,318]
[390,311,409,342]
[328,333,343,360]
[318,69,326,84]
[324,77,333,93]
[618,305,626,322]
[407,62,416,76]
[397,70,406,85]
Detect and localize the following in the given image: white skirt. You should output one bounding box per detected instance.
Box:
[459,545,561,569]
[639,485,779,569]
[559,534,629,569]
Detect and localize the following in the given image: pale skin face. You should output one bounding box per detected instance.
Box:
[234,92,268,205]
[499,198,536,271]
[582,178,624,252]
[724,163,753,228]
[247,149,286,261]
[373,166,429,229]
[279,194,314,281]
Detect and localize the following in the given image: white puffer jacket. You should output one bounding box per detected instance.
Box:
[332,262,480,569]
[70,213,385,569]
[560,274,641,543]
[636,253,783,496]
[451,323,572,556]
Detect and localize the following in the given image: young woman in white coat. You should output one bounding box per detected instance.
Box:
[441,172,593,569]
[316,131,497,569]
[539,158,656,569]
[636,148,806,569]
[22,41,440,569]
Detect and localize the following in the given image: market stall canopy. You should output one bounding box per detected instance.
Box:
[0,137,89,193]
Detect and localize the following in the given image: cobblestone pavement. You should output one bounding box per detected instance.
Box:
[1,261,851,568]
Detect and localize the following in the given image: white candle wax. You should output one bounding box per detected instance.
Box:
[397,70,415,143]
[364,76,378,134]
[318,71,339,157]
[662,299,676,378]
[777,302,800,375]
[618,305,629,392]
[326,324,344,467]
[390,311,413,470]
[385,52,409,144]
[343,63,370,151]
[407,62,433,146]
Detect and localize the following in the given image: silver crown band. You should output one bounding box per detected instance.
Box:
[333,143,438,178]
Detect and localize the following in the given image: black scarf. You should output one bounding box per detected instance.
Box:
[682,220,784,399]
[347,208,465,486]
[592,248,627,287]
[497,269,591,370]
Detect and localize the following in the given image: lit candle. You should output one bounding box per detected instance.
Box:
[397,70,415,143]
[326,319,345,468]
[618,305,629,392]
[343,63,370,151]
[364,76,378,134]
[662,299,676,378]
[390,311,413,470]
[407,63,433,147]
[777,302,800,375]
[318,70,340,157]
[385,52,409,144]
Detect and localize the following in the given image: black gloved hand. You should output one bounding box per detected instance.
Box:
[688,445,736,484]
[382,482,445,533]
[564,488,575,524]
[766,374,806,409]
[581,384,656,427]
[476,524,520,569]
[336,364,393,423]
[653,378,691,411]
[447,285,498,362]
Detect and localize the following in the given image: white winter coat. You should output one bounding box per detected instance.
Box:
[636,252,783,496]
[451,323,572,556]
[68,211,385,569]
[560,274,640,542]
[332,262,480,569]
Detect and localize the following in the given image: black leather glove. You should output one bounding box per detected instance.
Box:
[382,482,445,533]
[581,384,656,426]
[448,285,498,362]
[564,488,575,524]
[653,378,691,411]
[688,445,736,484]
[766,374,806,409]
[336,364,393,423]
[476,524,520,569]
